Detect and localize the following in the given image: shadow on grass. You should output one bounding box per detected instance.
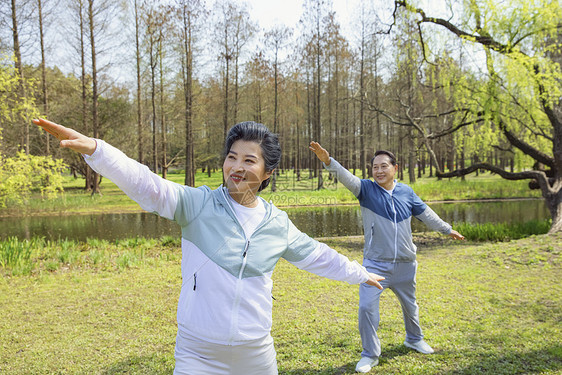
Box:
[101,354,173,375]
[97,345,562,374]
[445,345,562,375]
[278,345,411,374]
[279,363,354,374]
[378,343,412,362]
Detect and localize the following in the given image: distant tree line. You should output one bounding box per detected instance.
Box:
[0,0,560,231]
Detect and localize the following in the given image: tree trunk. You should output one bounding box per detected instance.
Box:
[306,71,313,179]
[359,36,366,180]
[223,55,230,145]
[78,0,91,191]
[134,0,143,164]
[233,50,239,125]
[546,188,562,233]
[159,35,167,180]
[460,147,466,181]
[11,0,29,154]
[315,12,323,190]
[182,4,195,187]
[38,0,50,154]
[408,129,415,183]
[150,34,158,174]
[271,50,279,192]
[88,0,100,194]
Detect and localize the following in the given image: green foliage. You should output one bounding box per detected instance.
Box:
[454,219,551,242]
[0,237,37,275]
[0,55,40,154]
[0,151,66,207]
[0,57,37,122]
[0,235,179,277]
[56,239,79,264]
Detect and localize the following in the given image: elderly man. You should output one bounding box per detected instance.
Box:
[310,142,464,373]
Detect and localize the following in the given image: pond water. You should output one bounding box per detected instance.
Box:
[0,199,549,241]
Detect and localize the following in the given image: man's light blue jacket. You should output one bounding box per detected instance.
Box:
[324,157,452,263]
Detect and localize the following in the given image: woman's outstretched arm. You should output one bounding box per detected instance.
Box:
[34,118,180,220]
[33,118,97,155]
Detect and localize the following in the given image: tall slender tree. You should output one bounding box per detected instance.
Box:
[300,0,331,189]
[10,0,29,153]
[87,0,101,193]
[133,0,144,164]
[265,25,292,192]
[176,0,203,187]
[231,4,255,125]
[37,0,51,154]
[213,0,235,145]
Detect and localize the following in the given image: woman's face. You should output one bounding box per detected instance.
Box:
[223,140,272,205]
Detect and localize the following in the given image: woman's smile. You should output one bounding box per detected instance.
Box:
[223,140,272,206]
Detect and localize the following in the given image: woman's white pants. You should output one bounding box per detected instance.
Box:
[173,329,278,375]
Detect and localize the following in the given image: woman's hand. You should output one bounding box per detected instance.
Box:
[33,118,97,156]
[365,272,385,289]
[309,141,331,165]
[449,230,465,240]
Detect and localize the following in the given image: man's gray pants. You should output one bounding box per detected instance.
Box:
[359,260,423,359]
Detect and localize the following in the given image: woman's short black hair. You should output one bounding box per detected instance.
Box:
[223,121,281,192]
[370,150,397,166]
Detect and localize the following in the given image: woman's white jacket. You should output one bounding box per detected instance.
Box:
[84,140,370,345]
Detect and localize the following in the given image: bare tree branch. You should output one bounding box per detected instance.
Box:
[498,120,555,168]
[492,144,514,153]
[395,0,521,55]
[437,162,548,183]
[428,117,485,139]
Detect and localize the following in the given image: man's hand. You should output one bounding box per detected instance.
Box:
[365,272,385,289]
[309,141,331,165]
[33,118,97,156]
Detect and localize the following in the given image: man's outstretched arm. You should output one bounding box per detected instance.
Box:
[309,141,361,197]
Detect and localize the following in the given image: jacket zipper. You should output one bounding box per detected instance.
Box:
[229,239,251,344]
[193,272,197,291]
[391,195,398,262]
[238,240,250,279]
[368,223,374,248]
[221,187,273,344]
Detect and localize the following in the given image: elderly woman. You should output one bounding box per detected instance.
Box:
[34,118,384,375]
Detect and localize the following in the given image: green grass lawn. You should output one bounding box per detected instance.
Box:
[1,233,560,374]
[3,169,542,217]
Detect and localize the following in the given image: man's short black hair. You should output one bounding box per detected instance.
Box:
[371,150,397,166]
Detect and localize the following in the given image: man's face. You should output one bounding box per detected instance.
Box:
[371,154,398,189]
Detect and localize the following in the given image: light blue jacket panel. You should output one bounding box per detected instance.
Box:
[325,157,452,262]
[174,184,326,279]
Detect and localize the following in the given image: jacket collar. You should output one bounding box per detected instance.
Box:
[214,185,281,226]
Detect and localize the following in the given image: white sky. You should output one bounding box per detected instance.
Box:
[245,0,365,37]
[244,0,445,35]
[241,0,485,76]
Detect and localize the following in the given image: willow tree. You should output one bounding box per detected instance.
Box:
[393,0,562,233]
